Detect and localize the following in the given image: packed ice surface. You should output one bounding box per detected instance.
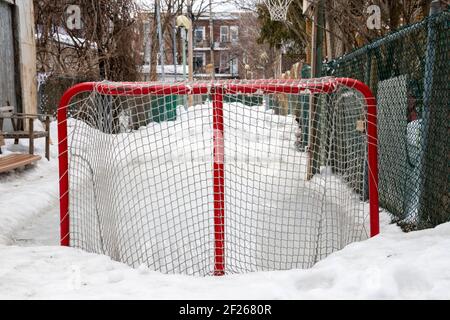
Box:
[67,101,369,274]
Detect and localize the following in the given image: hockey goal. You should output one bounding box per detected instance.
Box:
[58,78,379,276]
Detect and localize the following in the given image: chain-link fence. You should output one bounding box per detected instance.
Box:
[38,74,183,124]
[38,74,94,117]
[325,10,449,230]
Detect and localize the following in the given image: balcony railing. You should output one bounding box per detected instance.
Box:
[194,39,208,48]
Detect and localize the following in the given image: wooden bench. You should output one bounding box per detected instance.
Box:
[0,154,42,173]
[0,106,51,160]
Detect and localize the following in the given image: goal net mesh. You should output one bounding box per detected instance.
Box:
[59,79,377,276]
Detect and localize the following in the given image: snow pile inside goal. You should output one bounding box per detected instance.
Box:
[58,79,378,276]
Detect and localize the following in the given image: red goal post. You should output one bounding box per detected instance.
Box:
[58,77,379,275]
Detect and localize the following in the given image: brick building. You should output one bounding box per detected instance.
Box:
[140,10,277,81]
[191,12,240,78]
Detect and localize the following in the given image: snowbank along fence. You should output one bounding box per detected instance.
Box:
[324,10,449,230]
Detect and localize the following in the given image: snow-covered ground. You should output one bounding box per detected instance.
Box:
[0,121,59,246]
[1,217,450,300]
[67,102,370,274]
[1,116,449,300]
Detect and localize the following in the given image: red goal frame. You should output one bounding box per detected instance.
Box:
[58,78,379,275]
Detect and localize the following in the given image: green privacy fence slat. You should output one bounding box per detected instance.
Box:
[151,95,178,123]
[225,95,263,106]
[324,11,449,230]
[191,94,265,107]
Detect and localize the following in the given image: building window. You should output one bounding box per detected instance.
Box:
[220,52,230,73]
[220,26,229,43]
[230,26,239,43]
[230,56,239,76]
[194,52,206,72]
[194,26,205,45]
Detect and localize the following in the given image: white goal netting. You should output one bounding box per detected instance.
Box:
[58,78,379,276]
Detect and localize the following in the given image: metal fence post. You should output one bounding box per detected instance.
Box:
[417,0,442,221]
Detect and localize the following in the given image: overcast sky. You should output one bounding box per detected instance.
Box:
[137,0,247,12]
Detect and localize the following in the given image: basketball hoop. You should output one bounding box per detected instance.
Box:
[302,0,314,17]
[262,0,294,21]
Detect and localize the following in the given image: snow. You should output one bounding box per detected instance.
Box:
[0,121,59,246]
[404,119,424,222]
[66,101,369,274]
[141,65,189,75]
[36,30,96,49]
[1,109,449,300]
[1,218,450,299]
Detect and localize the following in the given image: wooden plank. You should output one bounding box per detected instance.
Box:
[0,154,41,173]
[2,131,48,139]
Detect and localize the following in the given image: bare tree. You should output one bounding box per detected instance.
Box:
[139,0,229,80]
[35,0,141,81]
[256,0,447,61]
[228,12,279,79]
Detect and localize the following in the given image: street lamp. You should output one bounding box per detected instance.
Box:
[176,15,193,82]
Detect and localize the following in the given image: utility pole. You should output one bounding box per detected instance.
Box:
[187,0,194,82]
[310,0,324,79]
[417,0,442,217]
[156,0,165,81]
[181,27,187,80]
[173,23,178,81]
[209,0,215,80]
[307,0,325,180]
